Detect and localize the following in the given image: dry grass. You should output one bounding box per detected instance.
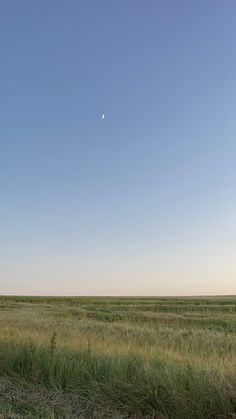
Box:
[0,296,235,418]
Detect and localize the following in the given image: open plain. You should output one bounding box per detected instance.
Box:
[0,296,235,418]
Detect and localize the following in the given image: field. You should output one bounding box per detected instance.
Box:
[0,296,235,418]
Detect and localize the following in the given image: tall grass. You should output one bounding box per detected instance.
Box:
[0,296,235,418]
[0,340,235,418]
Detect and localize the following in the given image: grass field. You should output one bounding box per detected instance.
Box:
[0,296,235,418]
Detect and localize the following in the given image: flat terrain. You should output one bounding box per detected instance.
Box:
[0,296,235,418]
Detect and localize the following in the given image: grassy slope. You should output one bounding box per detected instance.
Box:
[0,296,235,418]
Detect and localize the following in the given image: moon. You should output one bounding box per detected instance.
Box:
[101,114,105,119]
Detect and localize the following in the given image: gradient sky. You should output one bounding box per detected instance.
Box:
[1,1,236,296]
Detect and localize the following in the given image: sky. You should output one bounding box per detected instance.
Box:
[1,1,236,296]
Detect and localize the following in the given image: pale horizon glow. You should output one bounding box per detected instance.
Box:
[1,1,236,296]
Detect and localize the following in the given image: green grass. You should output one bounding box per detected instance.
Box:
[0,296,235,418]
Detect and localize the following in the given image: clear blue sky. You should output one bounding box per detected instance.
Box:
[1,1,236,295]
